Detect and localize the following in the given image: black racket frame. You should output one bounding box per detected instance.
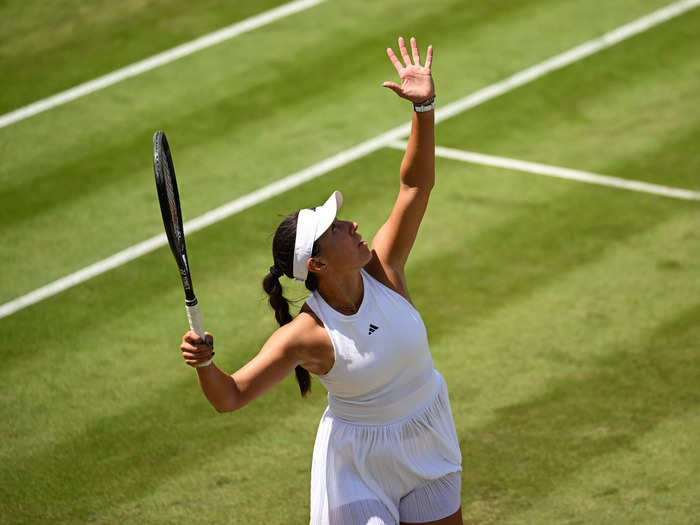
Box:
[153,130,197,305]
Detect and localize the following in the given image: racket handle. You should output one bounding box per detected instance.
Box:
[186,301,212,368]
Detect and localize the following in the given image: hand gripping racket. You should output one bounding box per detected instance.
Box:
[153,131,211,367]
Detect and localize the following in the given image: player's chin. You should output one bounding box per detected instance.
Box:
[359,242,372,262]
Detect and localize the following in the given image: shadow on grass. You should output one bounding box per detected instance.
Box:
[0,136,694,523]
[457,302,700,524]
[0,0,538,230]
[1,371,317,523]
[0,215,322,522]
[408,157,690,345]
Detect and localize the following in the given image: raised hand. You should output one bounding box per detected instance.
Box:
[382,36,434,103]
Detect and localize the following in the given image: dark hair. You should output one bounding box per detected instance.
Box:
[262,211,321,397]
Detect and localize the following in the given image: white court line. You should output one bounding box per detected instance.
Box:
[0,125,413,320]
[1,0,697,320]
[389,140,700,201]
[0,0,326,129]
[433,0,700,124]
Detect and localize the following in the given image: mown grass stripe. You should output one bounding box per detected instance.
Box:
[0,0,326,129]
[433,0,700,125]
[388,141,700,201]
[0,0,696,320]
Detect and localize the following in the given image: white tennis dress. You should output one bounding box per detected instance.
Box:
[305,268,462,524]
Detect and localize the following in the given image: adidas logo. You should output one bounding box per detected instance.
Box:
[368,323,379,335]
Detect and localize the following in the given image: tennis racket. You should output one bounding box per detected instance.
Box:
[152,130,211,367]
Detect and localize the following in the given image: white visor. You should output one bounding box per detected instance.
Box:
[293,190,343,281]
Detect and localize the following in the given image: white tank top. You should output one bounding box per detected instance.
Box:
[305,268,437,423]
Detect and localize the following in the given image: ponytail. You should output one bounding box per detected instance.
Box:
[263,271,311,397]
[263,211,321,398]
[262,271,293,326]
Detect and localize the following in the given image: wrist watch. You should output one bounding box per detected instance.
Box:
[413,96,435,113]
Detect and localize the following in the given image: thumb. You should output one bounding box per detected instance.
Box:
[382,82,403,96]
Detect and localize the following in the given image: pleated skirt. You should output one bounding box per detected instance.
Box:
[309,370,462,524]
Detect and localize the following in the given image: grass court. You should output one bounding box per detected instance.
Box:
[1,0,698,523]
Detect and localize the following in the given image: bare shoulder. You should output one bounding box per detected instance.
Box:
[291,304,325,340]
[363,250,414,306]
[278,303,334,375]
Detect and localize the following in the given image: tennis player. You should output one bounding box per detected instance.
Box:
[180,37,463,525]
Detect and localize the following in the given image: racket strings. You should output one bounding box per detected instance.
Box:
[158,150,184,251]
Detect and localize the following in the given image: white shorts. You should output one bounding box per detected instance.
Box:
[310,371,462,524]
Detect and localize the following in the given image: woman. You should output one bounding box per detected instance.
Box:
[180,37,463,525]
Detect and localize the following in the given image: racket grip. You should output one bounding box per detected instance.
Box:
[186,301,212,368]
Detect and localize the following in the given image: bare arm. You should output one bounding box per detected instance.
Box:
[180,313,327,412]
[181,320,313,413]
[370,37,435,291]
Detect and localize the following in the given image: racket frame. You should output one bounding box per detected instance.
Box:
[153,130,211,367]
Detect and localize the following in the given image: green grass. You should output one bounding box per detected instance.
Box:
[1,0,699,523]
[0,0,677,303]
[0,0,291,113]
[436,6,700,190]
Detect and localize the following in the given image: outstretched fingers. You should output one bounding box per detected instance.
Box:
[383,37,434,99]
[386,47,403,74]
[381,81,402,95]
[410,37,420,65]
[425,44,433,70]
[398,36,412,66]
[389,37,433,69]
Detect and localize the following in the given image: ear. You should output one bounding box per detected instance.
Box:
[306,257,327,275]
